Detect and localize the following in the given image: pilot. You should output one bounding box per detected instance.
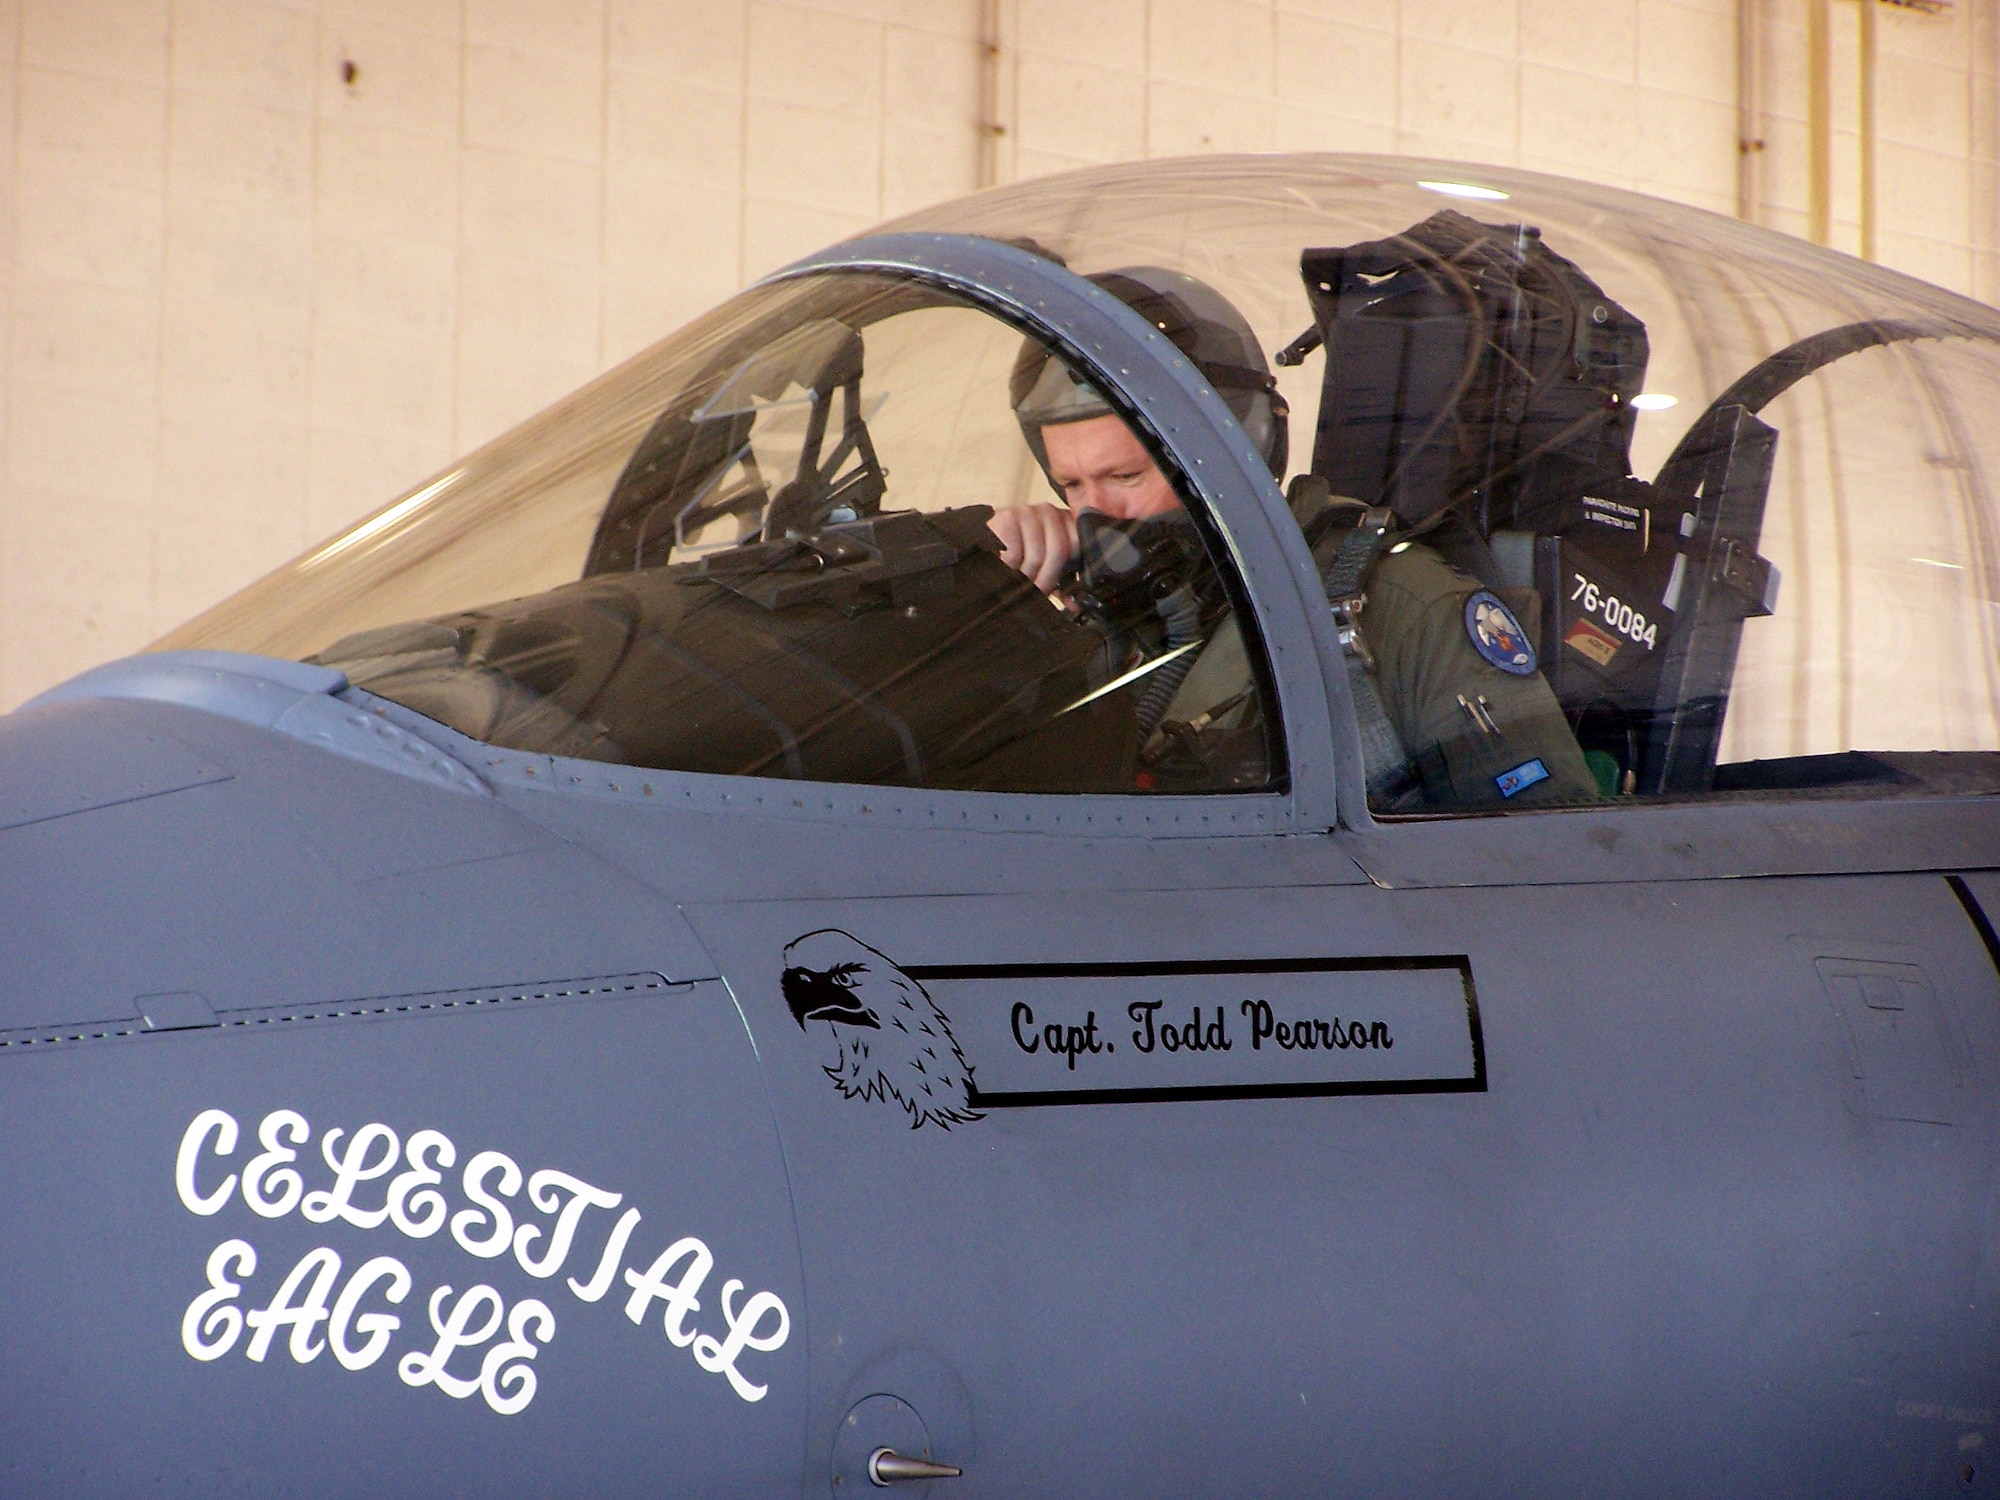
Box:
[989,267,1597,811]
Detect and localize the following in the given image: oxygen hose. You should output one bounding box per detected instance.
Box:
[1136,584,1203,738]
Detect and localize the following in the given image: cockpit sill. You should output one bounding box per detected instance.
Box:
[338,685,2000,891]
[33,648,1994,896]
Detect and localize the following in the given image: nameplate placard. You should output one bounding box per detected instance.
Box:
[902,957,1486,1108]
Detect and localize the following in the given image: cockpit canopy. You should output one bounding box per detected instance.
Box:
[160,155,2000,813]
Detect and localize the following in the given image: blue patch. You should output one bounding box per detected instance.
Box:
[1464,591,1538,675]
[1495,758,1551,798]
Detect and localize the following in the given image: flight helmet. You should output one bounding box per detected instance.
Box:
[1009,266,1289,485]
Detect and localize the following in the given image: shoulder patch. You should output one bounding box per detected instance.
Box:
[1463,591,1538,675]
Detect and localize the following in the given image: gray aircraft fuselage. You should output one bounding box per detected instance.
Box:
[0,227,1995,1500]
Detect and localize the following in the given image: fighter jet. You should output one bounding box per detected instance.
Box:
[2,154,1997,1498]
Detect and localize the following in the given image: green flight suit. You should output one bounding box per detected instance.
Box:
[1361,540,1600,809]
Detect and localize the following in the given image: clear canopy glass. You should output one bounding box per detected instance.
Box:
[248,273,1279,794]
[160,154,2000,808]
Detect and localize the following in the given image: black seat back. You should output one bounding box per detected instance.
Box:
[1300,209,1648,534]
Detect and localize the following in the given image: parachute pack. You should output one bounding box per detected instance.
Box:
[1287,207,1651,536]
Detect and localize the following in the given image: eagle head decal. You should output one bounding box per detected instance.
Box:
[781,929,981,1130]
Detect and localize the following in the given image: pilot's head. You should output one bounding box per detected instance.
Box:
[1011,381,1181,523]
[1009,266,1286,518]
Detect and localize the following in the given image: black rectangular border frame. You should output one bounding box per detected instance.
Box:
[901,955,1487,1109]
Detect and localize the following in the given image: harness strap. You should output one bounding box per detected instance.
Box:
[1314,505,1418,805]
[1322,504,1396,603]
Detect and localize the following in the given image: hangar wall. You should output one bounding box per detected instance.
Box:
[0,0,1993,708]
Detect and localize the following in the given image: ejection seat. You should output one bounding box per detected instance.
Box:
[1285,210,1967,798]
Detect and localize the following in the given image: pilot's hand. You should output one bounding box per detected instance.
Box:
[989,503,1079,593]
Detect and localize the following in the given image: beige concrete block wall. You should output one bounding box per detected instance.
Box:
[1,0,1993,708]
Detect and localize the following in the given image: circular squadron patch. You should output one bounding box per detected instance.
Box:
[1464,591,1538,675]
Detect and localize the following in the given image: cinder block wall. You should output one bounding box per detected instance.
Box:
[1,0,1993,707]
